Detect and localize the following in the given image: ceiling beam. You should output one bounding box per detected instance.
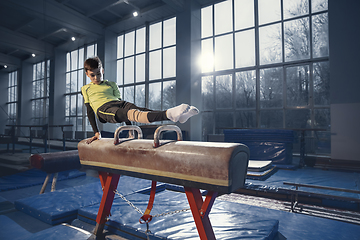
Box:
[162,0,184,12]
[14,18,37,32]
[38,28,68,40]
[86,0,126,17]
[3,0,105,39]
[107,1,166,32]
[0,26,54,57]
[107,8,123,18]
[0,52,22,68]
[124,0,141,11]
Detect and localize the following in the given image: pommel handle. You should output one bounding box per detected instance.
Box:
[114,125,143,144]
[153,125,182,148]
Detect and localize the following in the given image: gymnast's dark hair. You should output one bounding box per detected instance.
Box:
[84,56,103,72]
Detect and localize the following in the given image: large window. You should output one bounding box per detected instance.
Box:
[7,71,18,124]
[31,60,50,125]
[117,17,176,119]
[201,0,329,153]
[65,44,97,132]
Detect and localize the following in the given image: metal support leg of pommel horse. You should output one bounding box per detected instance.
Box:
[185,187,218,240]
[94,171,120,237]
[94,172,218,240]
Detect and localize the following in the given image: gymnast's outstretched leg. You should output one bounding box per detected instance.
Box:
[115,102,199,124]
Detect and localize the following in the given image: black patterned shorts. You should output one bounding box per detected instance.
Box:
[97,100,150,123]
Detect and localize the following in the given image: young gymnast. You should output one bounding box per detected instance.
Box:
[82,56,199,143]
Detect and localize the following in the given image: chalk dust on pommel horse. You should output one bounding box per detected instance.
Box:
[78,125,250,240]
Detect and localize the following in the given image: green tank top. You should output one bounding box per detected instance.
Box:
[81,80,121,115]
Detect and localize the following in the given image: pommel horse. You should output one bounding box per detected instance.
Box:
[30,125,249,239]
[78,125,250,239]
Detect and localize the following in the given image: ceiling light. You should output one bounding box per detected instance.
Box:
[32,53,36,57]
[4,65,7,68]
[133,11,138,17]
[71,37,76,41]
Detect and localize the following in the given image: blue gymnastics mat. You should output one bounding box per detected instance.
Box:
[0,168,85,192]
[14,176,154,225]
[0,215,92,240]
[246,167,360,198]
[0,215,32,240]
[78,190,279,240]
[21,224,93,240]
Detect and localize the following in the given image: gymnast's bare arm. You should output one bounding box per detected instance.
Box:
[86,132,101,144]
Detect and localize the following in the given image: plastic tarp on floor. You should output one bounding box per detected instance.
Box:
[14,176,153,225]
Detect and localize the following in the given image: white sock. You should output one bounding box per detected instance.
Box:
[166,104,189,122]
[179,106,199,123]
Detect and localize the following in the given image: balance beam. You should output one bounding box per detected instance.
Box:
[30,150,81,194]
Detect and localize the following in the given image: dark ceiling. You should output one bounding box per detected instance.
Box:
[0,0,213,73]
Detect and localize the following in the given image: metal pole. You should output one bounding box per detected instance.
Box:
[43,125,48,153]
[61,126,66,151]
[51,172,58,192]
[40,173,51,194]
[11,126,15,154]
[29,127,33,154]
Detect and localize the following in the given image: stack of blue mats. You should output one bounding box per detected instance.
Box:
[14,176,153,225]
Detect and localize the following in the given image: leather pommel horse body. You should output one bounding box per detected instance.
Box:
[78,125,250,239]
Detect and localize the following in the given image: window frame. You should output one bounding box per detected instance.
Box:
[31,60,50,125]
[200,0,330,145]
[116,17,177,117]
[7,70,18,125]
[65,43,97,133]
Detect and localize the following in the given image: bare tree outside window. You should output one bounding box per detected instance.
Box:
[124,86,135,103]
[286,65,310,107]
[236,111,256,128]
[235,71,256,109]
[215,75,232,109]
[202,76,214,110]
[163,81,176,110]
[199,0,329,154]
[312,13,329,58]
[313,61,330,106]
[135,85,146,107]
[259,23,282,65]
[149,82,161,110]
[260,67,283,109]
[284,18,310,61]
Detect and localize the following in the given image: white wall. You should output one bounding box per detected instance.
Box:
[331,103,360,161]
[329,0,360,161]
